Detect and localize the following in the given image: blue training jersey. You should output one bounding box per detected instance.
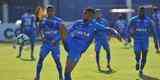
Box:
[40,16,63,43]
[115,19,128,33]
[128,16,154,40]
[66,19,107,53]
[152,12,160,39]
[94,18,109,40]
[21,13,36,35]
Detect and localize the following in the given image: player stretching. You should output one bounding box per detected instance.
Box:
[128,7,155,77]
[63,8,119,80]
[17,9,36,60]
[34,6,66,80]
[94,9,112,72]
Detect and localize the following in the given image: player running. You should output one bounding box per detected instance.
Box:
[17,9,36,60]
[34,6,66,80]
[128,7,155,77]
[152,7,160,53]
[94,9,116,72]
[63,8,119,80]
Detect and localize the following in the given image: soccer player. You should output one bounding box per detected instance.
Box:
[128,7,155,76]
[115,14,130,47]
[152,7,160,53]
[63,8,119,80]
[94,9,112,71]
[34,6,66,80]
[17,9,36,60]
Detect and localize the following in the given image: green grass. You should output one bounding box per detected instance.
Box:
[0,39,160,80]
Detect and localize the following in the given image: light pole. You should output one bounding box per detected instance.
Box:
[126,0,132,20]
[43,0,49,7]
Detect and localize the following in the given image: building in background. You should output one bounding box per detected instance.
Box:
[0,0,159,23]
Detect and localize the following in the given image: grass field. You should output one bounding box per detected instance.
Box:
[0,39,160,80]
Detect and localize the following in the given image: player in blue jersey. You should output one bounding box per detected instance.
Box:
[63,8,120,80]
[17,9,36,60]
[94,9,112,71]
[128,7,155,76]
[115,14,131,47]
[152,7,160,53]
[34,6,66,80]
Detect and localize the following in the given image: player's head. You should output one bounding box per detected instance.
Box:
[83,8,95,21]
[153,6,158,13]
[95,9,102,18]
[138,6,145,18]
[47,6,56,17]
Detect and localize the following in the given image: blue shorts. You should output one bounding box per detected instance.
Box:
[95,39,110,52]
[64,38,83,62]
[24,32,36,44]
[39,42,60,60]
[134,39,149,53]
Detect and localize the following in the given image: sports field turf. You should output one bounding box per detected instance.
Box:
[0,39,160,80]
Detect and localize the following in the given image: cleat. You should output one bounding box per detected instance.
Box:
[136,64,139,71]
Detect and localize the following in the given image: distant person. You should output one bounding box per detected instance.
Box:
[114,14,131,48]
[152,7,160,53]
[17,9,36,60]
[128,7,155,77]
[94,9,119,72]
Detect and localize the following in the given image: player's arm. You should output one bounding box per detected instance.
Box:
[20,17,24,33]
[106,27,121,41]
[59,22,68,42]
[95,22,121,41]
[128,19,136,39]
[38,21,45,41]
[149,19,157,41]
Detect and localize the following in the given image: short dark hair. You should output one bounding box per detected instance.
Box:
[47,5,56,11]
[153,6,158,12]
[138,6,145,12]
[84,8,95,14]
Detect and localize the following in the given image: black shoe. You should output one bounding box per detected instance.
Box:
[97,66,101,71]
[16,55,21,58]
[107,65,112,72]
[156,50,160,53]
[31,56,35,60]
[136,64,139,71]
[139,70,143,77]
[34,76,39,80]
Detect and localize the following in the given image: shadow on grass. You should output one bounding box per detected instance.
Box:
[137,74,160,80]
[20,58,36,61]
[98,69,116,75]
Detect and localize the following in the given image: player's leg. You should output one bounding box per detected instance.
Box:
[154,39,159,53]
[34,44,50,80]
[95,40,102,71]
[139,49,148,76]
[30,36,36,60]
[103,41,112,71]
[134,41,141,71]
[51,47,63,80]
[17,42,24,58]
[64,51,81,80]
[139,41,149,76]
